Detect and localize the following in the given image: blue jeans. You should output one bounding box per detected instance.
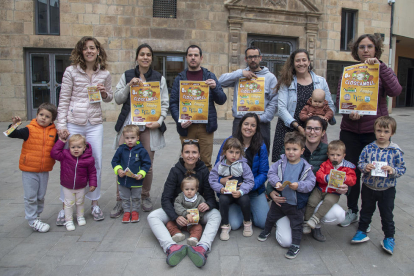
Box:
[228,191,269,230]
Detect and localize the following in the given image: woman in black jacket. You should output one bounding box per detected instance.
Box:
[147,140,220,268]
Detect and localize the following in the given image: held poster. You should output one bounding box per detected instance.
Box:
[179,81,209,123]
[87,86,102,103]
[237,77,265,115]
[339,63,380,115]
[327,170,346,190]
[130,82,161,125]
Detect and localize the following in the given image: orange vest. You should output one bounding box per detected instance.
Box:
[19,119,57,172]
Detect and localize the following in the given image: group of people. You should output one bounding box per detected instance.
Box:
[7,33,406,268]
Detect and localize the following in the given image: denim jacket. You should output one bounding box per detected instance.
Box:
[277,71,335,128]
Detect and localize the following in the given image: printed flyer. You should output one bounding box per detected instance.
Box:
[187,208,200,225]
[179,81,209,123]
[130,82,161,125]
[339,63,380,115]
[327,170,346,189]
[3,121,22,136]
[87,86,102,103]
[237,77,265,115]
[224,180,238,194]
[371,161,388,177]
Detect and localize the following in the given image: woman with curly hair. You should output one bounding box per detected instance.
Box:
[55,36,113,224]
[271,49,335,162]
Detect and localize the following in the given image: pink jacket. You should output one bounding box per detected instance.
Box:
[336,61,402,134]
[51,140,97,190]
[56,65,113,130]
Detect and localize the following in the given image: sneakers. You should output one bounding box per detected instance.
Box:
[381,237,395,255]
[307,215,320,229]
[131,211,139,223]
[110,201,123,218]
[122,212,131,223]
[142,197,153,212]
[257,230,271,242]
[311,228,326,242]
[366,224,371,233]
[303,222,311,234]
[64,220,75,231]
[188,245,208,268]
[91,205,104,221]
[77,216,86,226]
[243,220,253,237]
[220,224,231,241]
[56,209,65,226]
[340,210,358,227]
[172,232,186,243]
[29,219,50,233]
[166,244,188,267]
[351,230,370,243]
[187,237,198,246]
[285,244,300,259]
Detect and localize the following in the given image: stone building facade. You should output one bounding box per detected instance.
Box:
[0,0,395,122]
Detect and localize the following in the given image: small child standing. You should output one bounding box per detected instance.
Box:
[51,134,97,231]
[303,140,356,238]
[258,132,315,259]
[7,102,58,232]
[166,174,206,246]
[299,89,334,122]
[111,125,151,223]
[351,116,406,255]
[209,138,255,240]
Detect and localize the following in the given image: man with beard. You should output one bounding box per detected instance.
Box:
[219,47,278,154]
[170,45,227,170]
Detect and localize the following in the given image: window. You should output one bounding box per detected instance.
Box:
[153,53,186,94]
[35,0,60,35]
[326,61,358,104]
[153,0,177,18]
[340,9,357,51]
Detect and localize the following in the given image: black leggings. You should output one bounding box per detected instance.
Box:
[219,194,251,225]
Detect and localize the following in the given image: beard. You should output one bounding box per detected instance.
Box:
[249,62,260,71]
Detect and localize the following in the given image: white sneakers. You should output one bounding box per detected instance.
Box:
[172,232,186,243]
[77,216,86,226]
[64,221,75,231]
[220,224,231,241]
[29,219,50,233]
[187,237,198,246]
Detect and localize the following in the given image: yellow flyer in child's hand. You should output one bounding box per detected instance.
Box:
[281,181,291,189]
[328,170,346,189]
[130,82,161,125]
[224,180,238,194]
[124,167,137,178]
[179,81,209,123]
[87,86,102,103]
[3,121,22,136]
[187,208,200,225]
[237,77,265,115]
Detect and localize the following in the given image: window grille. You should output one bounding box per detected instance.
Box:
[153,0,177,18]
[340,9,357,51]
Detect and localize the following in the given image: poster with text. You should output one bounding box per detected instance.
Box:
[237,77,265,115]
[87,86,102,103]
[179,81,209,123]
[130,82,161,125]
[339,63,379,115]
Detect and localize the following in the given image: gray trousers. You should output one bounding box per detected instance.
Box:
[22,171,49,224]
[118,185,141,212]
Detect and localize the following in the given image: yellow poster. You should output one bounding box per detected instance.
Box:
[339,63,380,115]
[179,81,209,123]
[130,82,161,125]
[87,86,102,103]
[237,77,265,115]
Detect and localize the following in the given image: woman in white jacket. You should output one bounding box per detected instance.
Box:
[56,36,113,223]
[109,43,169,218]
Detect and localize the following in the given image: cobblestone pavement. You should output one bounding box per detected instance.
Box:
[1,108,414,276]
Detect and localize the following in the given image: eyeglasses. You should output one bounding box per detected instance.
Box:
[358,44,375,50]
[183,139,199,144]
[305,126,322,133]
[246,55,260,60]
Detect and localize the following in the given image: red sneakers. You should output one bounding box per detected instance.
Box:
[122,212,131,223]
[166,244,187,267]
[131,211,139,223]
[187,245,208,267]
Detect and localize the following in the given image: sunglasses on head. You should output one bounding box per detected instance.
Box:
[183,139,199,144]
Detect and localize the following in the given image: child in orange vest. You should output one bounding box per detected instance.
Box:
[7,102,60,232]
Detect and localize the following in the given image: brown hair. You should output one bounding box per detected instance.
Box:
[122,125,140,136]
[37,102,57,121]
[349,34,383,61]
[69,134,87,146]
[70,36,107,71]
[284,131,305,149]
[374,116,397,134]
[221,137,245,157]
[274,49,313,93]
[181,170,199,190]
[328,140,346,154]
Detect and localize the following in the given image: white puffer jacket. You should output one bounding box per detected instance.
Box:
[56,64,113,130]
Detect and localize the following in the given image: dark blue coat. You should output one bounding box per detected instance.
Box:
[111,142,152,188]
[170,67,227,136]
[215,136,269,194]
